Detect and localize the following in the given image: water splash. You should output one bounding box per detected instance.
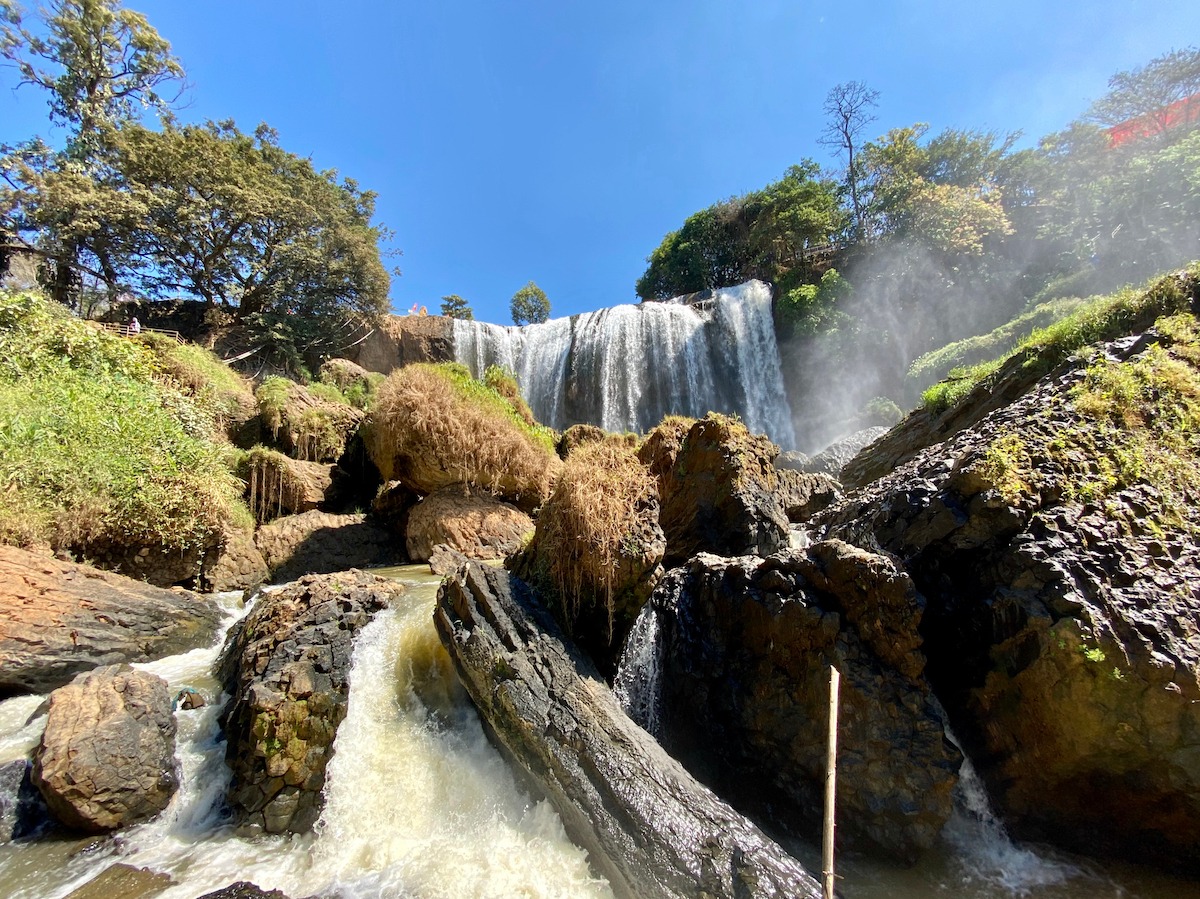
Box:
[942,754,1083,896]
[613,603,663,738]
[452,281,796,448]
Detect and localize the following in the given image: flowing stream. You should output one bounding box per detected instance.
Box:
[2,569,1198,898]
[452,281,797,448]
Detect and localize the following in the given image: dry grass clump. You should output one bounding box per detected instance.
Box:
[520,441,661,642]
[637,415,697,488]
[367,363,559,510]
[484,364,537,427]
[239,447,311,524]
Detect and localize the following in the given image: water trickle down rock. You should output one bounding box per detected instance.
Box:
[217,571,405,834]
[651,541,961,863]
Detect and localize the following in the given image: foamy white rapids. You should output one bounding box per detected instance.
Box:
[0,579,611,899]
[452,280,796,448]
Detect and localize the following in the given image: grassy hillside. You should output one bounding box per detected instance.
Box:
[0,290,250,556]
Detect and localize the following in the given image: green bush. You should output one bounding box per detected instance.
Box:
[0,290,249,554]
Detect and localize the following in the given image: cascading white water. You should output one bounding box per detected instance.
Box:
[613,603,663,738]
[0,575,612,899]
[940,754,1082,896]
[452,280,797,448]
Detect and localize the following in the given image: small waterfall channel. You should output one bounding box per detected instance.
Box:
[611,608,1193,899]
[452,280,797,448]
[0,572,611,899]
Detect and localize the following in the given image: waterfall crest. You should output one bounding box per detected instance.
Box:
[452,280,796,448]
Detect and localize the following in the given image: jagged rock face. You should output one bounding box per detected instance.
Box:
[820,332,1200,870]
[405,486,533,563]
[659,414,788,566]
[218,571,402,834]
[32,665,178,833]
[435,562,823,899]
[0,546,222,696]
[804,426,889,479]
[775,469,841,523]
[196,884,290,899]
[654,545,959,862]
[253,511,403,582]
[203,527,270,593]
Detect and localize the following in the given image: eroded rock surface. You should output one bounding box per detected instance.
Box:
[654,544,958,861]
[0,546,221,696]
[820,330,1200,869]
[405,486,533,563]
[32,665,177,833]
[659,414,788,565]
[253,511,402,582]
[435,562,822,899]
[218,571,402,834]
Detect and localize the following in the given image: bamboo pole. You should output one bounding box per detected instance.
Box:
[822,665,841,899]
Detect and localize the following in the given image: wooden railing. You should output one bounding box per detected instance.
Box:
[98,322,185,344]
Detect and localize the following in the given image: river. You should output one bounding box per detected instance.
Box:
[0,567,1196,898]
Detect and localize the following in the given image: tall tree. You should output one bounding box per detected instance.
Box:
[510,281,550,325]
[1086,46,1200,144]
[440,294,474,319]
[0,0,181,304]
[818,81,879,236]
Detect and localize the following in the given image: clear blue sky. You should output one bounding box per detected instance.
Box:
[3,1,1198,324]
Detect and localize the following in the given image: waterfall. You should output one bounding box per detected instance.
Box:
[941,743,1082,895]
[613,603,664,738]
[452,280,796,448]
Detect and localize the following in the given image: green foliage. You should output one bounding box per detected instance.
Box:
[135,331,253,429]
[440,294,474,320]
[777,268,852,337]
[908,296,1088,391]
[435,362,555,452]
[255,376,292,436]
[920,267,1200,413]
[0,288,247,553]
[1085,46,1200,140]
[510,281,550,325]
[636,161,846,300]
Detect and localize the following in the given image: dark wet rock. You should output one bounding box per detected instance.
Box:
[653,544,958,862]
[0,759,50,842]
[405,486,533,563]
[819,330,1200,870]
[195,883,290,899]
[218,570,403,834]
[63,863,173,899]
[659,414,788,566]
[253,511,403,582]
[435,562,823,899]
[776,470,841,523]
[0,545,222,696]
[370,479,419,532]
[33,665,178,833]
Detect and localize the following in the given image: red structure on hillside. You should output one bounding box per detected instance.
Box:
[1107,92,1200,146]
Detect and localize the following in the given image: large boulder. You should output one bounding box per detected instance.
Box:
[820,324,1200,870]
[0,546,222,696]
[405,485,533,563]
[32,665,178,833]
[803,426,889,478]
[658,413,788,565]
[254,380,365,464]
[511,441,665,676]
[775,469,841,523]
[253,511,403,582]
[653,544,959,862]
[366,363,560,512]
[218,570,403,834]
[435,562,822,899]
[202,525,270,593]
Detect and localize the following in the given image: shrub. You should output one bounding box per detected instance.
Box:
[367,362,558,509]
[136,332,255,434]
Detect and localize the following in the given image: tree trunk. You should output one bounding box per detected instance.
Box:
[434,562,823,899]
